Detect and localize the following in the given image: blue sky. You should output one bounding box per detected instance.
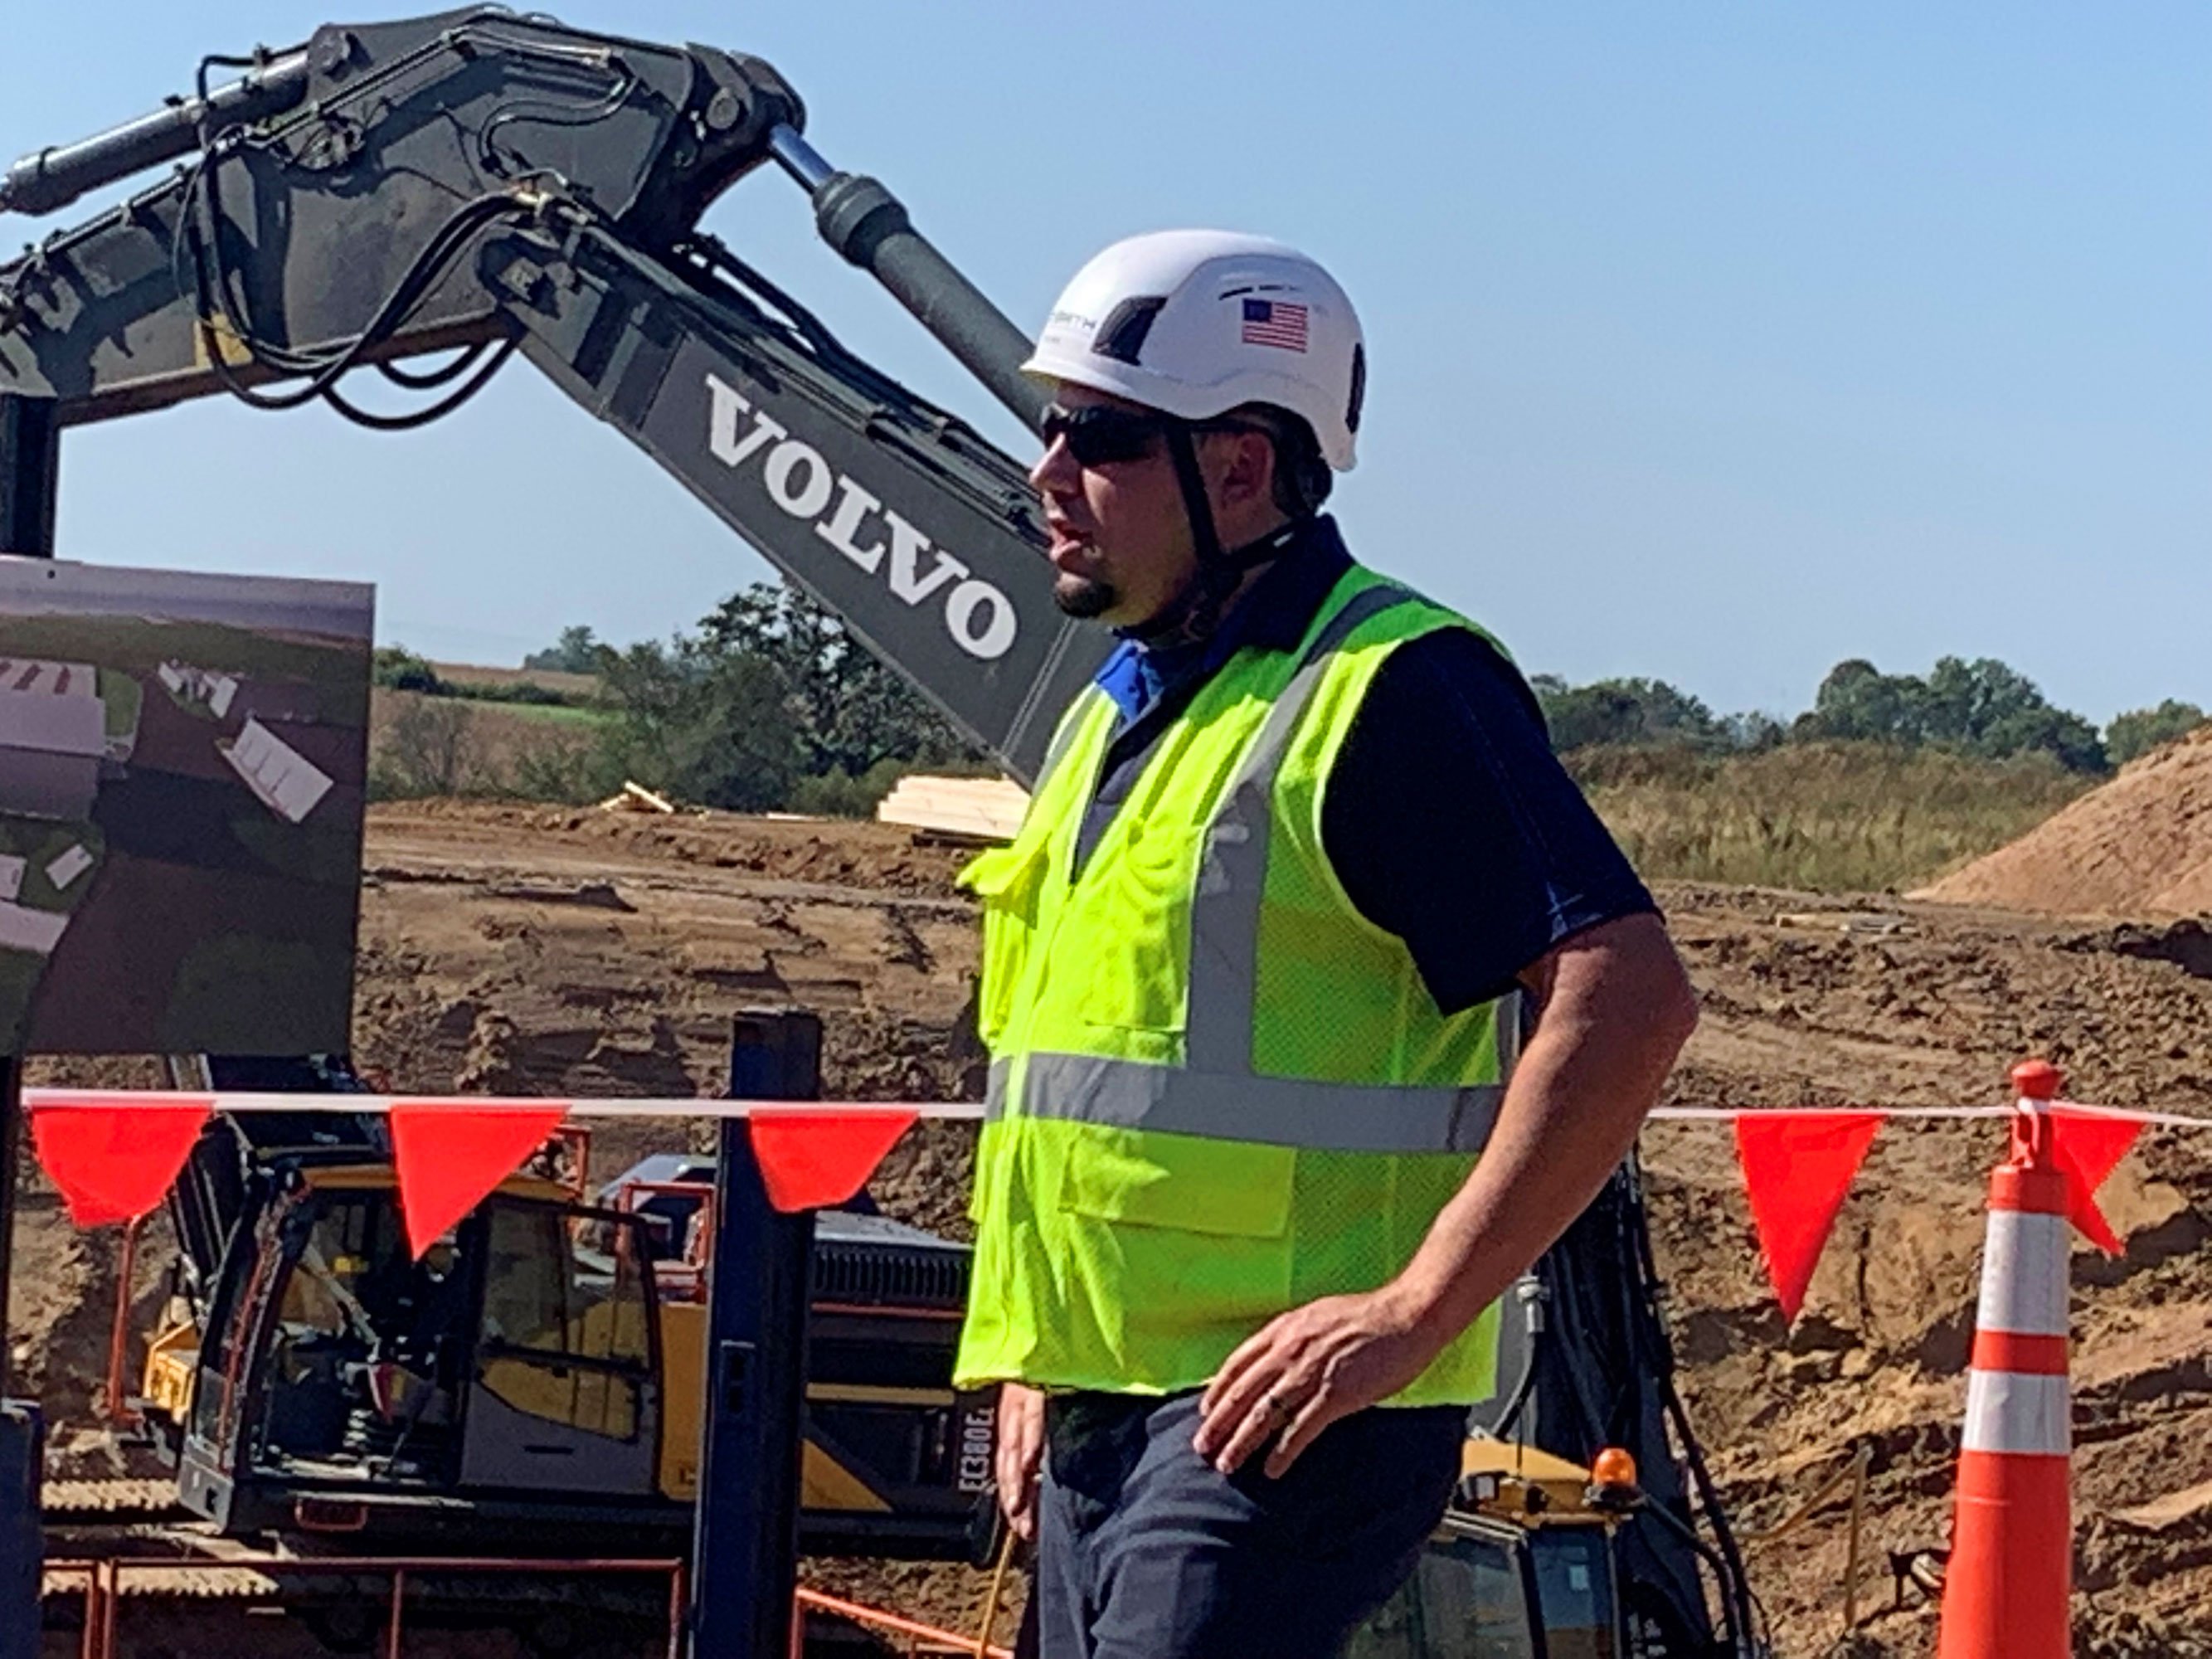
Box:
[4,2,2205,725]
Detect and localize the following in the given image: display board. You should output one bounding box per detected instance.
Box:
[0,557,371,1053]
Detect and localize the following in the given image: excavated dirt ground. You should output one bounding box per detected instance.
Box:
[11,799,2212,1657]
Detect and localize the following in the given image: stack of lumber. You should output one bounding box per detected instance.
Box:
[875,773,1029,842]
[598,780,678,814]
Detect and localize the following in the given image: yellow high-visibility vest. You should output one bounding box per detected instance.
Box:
[955,564,1519,1404]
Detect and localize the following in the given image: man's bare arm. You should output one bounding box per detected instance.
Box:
[1194,912,1698,1476]
[1384,910,1699,1339]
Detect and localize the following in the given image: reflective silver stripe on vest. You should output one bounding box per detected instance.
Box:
[1185,581,1423,1076]
[1019,1051,1504,1154]
[1036,688,1108,792]
[997,579,1519,1158]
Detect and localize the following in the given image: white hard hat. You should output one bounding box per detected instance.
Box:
[1023,230,1366,472]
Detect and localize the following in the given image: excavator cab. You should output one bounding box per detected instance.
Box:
[1348,1442,1632,1659]
[1348,1514,1622,1659]
[145,1111,996,1559]
[165,1157,673,1540]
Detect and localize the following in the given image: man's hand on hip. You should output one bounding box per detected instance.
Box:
[995,1382,1047,1542]
[1194,1285,1443,1479]
[1197,913,1699,1483]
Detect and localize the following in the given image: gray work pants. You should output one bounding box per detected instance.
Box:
[1032,1390,1462,1659]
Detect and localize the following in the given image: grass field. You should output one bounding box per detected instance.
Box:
[372,678,2090,890]
[479,701,610,727]
[369,689,609,800]
[430,661,601,699]
[1570,741,2093,893]
[0,815,105,915]
[96,667,142,746]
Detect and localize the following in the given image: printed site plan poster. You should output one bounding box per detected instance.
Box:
[0,557,372,1053]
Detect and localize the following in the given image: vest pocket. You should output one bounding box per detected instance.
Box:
[1059,1127,1295,1239]
[960,840,1053,1053]
[1075,831,1194,1035]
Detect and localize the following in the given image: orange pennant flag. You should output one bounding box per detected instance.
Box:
[30,1097,213,1227]
[2049,1112,2144,1256]
[748,1109,918,1212]
[1733,1111,1888,1323]
[390,1103,570,1258]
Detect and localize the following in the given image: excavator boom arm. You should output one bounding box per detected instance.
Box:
[0,6,1097,776]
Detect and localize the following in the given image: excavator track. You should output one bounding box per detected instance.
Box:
[44,1561,284,1605]
[41,1477,191,1526]
[41,1530,683,1657]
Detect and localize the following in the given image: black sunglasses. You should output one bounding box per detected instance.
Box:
[1040,403,1262,468]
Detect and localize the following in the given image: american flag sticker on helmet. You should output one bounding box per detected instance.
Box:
[1241,298,1309,352]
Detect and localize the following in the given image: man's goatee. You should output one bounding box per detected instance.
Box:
[1055,578,1117,620]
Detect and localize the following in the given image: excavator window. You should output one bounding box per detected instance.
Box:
[251,1191,464,1481]
[257,1195,396,1465]
[1346,1515,1626,1659]
[1526,1527,1618,1659]
[476,1201,654,1443]
[1344,1518,1542,1659]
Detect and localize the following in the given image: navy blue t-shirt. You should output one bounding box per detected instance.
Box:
[1077,517,1654,1015]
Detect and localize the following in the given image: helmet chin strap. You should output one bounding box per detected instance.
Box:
[1129,426,1299,645]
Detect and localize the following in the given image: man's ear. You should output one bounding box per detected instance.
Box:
[1208,428,1276,513]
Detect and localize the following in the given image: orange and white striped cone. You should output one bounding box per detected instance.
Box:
[1937,1058,2073,1659]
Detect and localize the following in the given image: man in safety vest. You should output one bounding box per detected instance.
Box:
[958,231,1699,1659]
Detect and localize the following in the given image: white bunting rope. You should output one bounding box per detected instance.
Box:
[20,1090,984,1121]
[1648,1100,2212,1131]
[17,1090,2212,1131]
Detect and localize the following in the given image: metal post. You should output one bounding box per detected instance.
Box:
[690,1010,821,1659]
[386,1565,406,1659]
[0,394,60,558]
[0,391,59,1659]
[100,1219,141,1425]
[0,1402,41,1654]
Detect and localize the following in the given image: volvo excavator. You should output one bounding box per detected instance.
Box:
[0,12,1763,1653]
[130,1054,994,1564]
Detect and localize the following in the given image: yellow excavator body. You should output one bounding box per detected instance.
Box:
[139,1156,988,1556]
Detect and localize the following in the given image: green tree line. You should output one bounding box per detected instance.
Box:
[1531,660,2205,776]
[377,585,983,811]
[377,585,2205,809]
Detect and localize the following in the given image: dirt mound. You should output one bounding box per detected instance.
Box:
[12,803,2212,1654]
[1913,725,2212,917]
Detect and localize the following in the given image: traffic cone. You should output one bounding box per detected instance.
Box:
[1937,1058,2074,1659]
